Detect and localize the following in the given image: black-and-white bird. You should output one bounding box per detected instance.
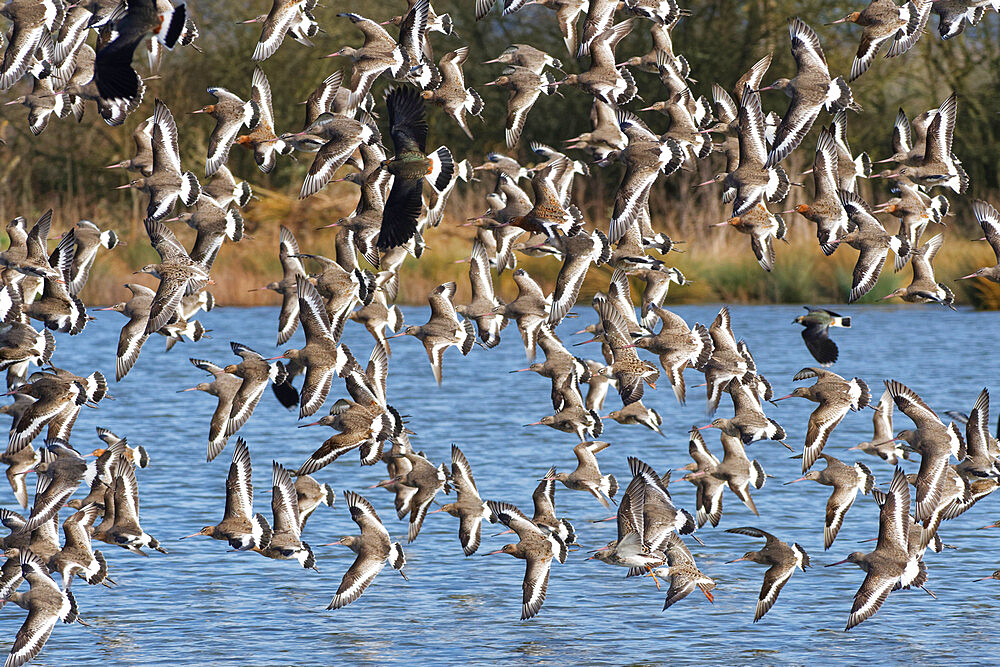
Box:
[792,307,851,365]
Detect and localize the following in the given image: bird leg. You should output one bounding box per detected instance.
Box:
[644,566,662,591]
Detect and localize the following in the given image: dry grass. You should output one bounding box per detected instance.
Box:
[53,179,997,310]
[4,147,994,310]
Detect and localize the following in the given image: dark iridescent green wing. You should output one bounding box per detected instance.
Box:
[386,86,428,155]
[801,322,838,365]
[377,176,424,249]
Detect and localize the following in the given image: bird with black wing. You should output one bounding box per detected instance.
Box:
[94,0,187,104]
[793,307,851,365]
[376,86,454,250]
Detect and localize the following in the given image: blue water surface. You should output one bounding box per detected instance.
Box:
[1,303,999,665]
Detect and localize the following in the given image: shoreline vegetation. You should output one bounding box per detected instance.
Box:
[10,177,999,311]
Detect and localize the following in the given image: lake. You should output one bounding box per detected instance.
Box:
[2,303,998,665]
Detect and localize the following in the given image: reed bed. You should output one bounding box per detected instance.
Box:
[23,176,995,311]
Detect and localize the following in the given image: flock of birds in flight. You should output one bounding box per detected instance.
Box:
[1,0,1000,663]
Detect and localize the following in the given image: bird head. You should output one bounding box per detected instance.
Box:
[879,288,907,301]
[774,387,809,402]
[324,46,356,58]
[833,229,859,246]
[825,552,864,567]
[784,471,820,485]
[298,415,337,428]
[757,78,790,93]
[712,216,741,228]
[825,11,861,25]
[697,418,727,431]
[322,536,355,547]
[483,544,518,556]
[726,551,758,564]
[116,178,145,190]
[95,302,126,313]
[180,526,215,539]
[694,173,727,188]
